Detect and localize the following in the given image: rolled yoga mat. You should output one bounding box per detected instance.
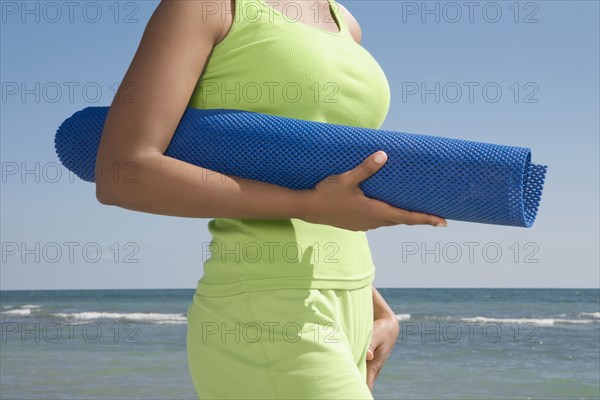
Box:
[55,106,547,227]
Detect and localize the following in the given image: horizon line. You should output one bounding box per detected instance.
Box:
[1,287,599,292]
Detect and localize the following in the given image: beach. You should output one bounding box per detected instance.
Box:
[1,288,598,399]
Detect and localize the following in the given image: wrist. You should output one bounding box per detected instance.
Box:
[296,189,318,222]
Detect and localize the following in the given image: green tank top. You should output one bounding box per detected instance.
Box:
[189,0,391,296]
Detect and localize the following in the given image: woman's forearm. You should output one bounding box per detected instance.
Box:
[372,286,396,320]
[96,152,310,219]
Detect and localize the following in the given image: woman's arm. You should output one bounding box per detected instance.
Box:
[372,286,397,320]
[366,286,400,390]
[95,0,305,219]
[96,0,447,230]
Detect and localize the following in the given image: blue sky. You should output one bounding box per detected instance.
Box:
[1,0,598,289]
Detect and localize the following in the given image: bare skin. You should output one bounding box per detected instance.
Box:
[95,0,447,230]
[95,0,445,392]
[367,285,401,391]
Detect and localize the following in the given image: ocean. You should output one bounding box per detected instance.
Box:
[1,288,598,400]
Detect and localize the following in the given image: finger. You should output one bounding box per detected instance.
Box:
[366,348,374,361]
[340,151,387,187]
[366,361,380,390]
[366,365,374,390]
[385,205,447,227]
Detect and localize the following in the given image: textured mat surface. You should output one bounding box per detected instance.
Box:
[55,106,547,227]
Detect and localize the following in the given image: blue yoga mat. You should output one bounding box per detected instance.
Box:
[54,106,547,227]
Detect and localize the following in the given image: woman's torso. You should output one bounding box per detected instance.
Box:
[189,0,391,296]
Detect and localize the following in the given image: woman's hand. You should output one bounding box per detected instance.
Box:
[298,151,448,231]
[366,287,400,392]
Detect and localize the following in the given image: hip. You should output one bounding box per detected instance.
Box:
[186,283,374,399]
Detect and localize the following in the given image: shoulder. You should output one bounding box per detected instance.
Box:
[336,2,361,44]
[155,0,231,44]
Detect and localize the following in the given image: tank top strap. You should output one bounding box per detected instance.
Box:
[230,0,261,24]
[326,0,349,36]
[231,0,252,16]
[232,0,350,37]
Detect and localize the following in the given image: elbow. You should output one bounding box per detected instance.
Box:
[94,152,154,206]
[94,157,130,206]
[93,121,155,206]
[95,184,117,205]
[94,155,120,205]
[95,172,122,205]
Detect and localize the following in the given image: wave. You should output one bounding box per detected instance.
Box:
[578,312,600,319]
[51,312,187,325]
[394,314,599,326]
[1,308,32,316]
[0,304,43,316]
[460,317,596,326]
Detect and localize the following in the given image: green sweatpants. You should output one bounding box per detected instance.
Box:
[186,283,374,399]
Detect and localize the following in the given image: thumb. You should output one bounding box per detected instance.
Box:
[341,151,387,187]
[366,325,382,362]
